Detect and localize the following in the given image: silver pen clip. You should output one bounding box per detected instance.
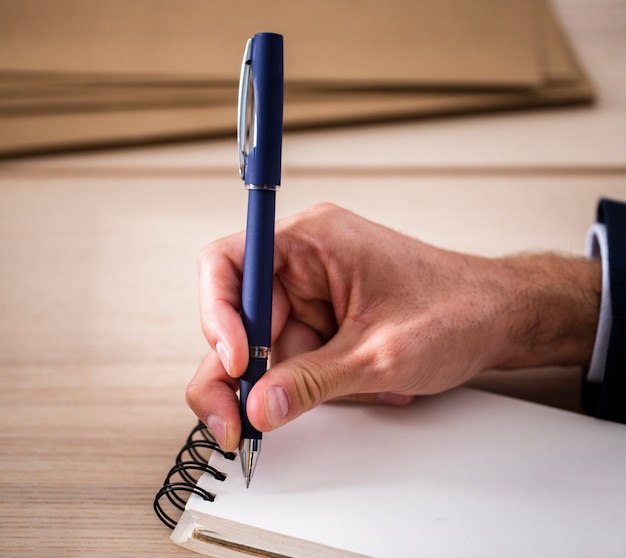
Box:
[237,38,253,180]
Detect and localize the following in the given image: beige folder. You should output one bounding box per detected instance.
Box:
[0,0,595,157]
[0,0,544,86]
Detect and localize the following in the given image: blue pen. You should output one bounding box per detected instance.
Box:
[237,32,284,488]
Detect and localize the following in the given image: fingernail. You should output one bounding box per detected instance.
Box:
[216,341,231,376]
[206,415,227,448]
[264,386,289,428]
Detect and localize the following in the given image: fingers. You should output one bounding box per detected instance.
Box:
[271,315,325,364]
[186,351,241,452]
[197,211,340,378]
[188,320,415,450]
[244,327,380,432]
[193,204,449,442]
[197,235,249,377]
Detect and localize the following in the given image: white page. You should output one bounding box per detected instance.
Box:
[177,388,626,557]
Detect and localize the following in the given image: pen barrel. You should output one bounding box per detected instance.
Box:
[241,188,275,348]
[245,33,284,187]
[240,188,276,439]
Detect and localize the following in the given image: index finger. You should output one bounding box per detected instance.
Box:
[197,232,249,377]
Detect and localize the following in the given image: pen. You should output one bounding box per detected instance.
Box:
[237,32,284,488]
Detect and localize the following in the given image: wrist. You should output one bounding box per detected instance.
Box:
[492,254,601,370]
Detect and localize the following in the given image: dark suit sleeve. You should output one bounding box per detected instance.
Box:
[582,198,626,423]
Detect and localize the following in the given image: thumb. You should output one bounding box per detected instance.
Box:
[245,341,361,432]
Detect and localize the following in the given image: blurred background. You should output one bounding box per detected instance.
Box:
[0,0,595,158]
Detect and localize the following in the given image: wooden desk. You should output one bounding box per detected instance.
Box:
[1,1,625,555]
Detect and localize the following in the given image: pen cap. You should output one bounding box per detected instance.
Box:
[245,33,284,187]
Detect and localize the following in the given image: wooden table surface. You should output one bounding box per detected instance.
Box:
[1,1,625,556]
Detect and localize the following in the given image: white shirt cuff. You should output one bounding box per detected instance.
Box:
[585,223,612,383]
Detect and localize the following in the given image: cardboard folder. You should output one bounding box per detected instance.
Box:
[0,0,595,157]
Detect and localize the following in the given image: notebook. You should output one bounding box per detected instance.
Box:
[0,0,595,157]
[155,388,626,558]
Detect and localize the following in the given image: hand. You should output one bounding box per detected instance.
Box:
[186,203,600,451]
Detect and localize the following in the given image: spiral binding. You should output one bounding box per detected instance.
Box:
[154,420,236,529]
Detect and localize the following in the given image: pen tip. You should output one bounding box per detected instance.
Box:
[239,438,261,488]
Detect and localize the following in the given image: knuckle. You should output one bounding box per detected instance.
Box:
[299,202,345,228]
[197,241,221,272]
[290,359,336,410]
[184,382,203,412]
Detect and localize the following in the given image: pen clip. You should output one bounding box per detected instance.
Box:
[237,38,253,181]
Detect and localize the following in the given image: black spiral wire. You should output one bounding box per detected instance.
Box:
[153,421,236,529]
